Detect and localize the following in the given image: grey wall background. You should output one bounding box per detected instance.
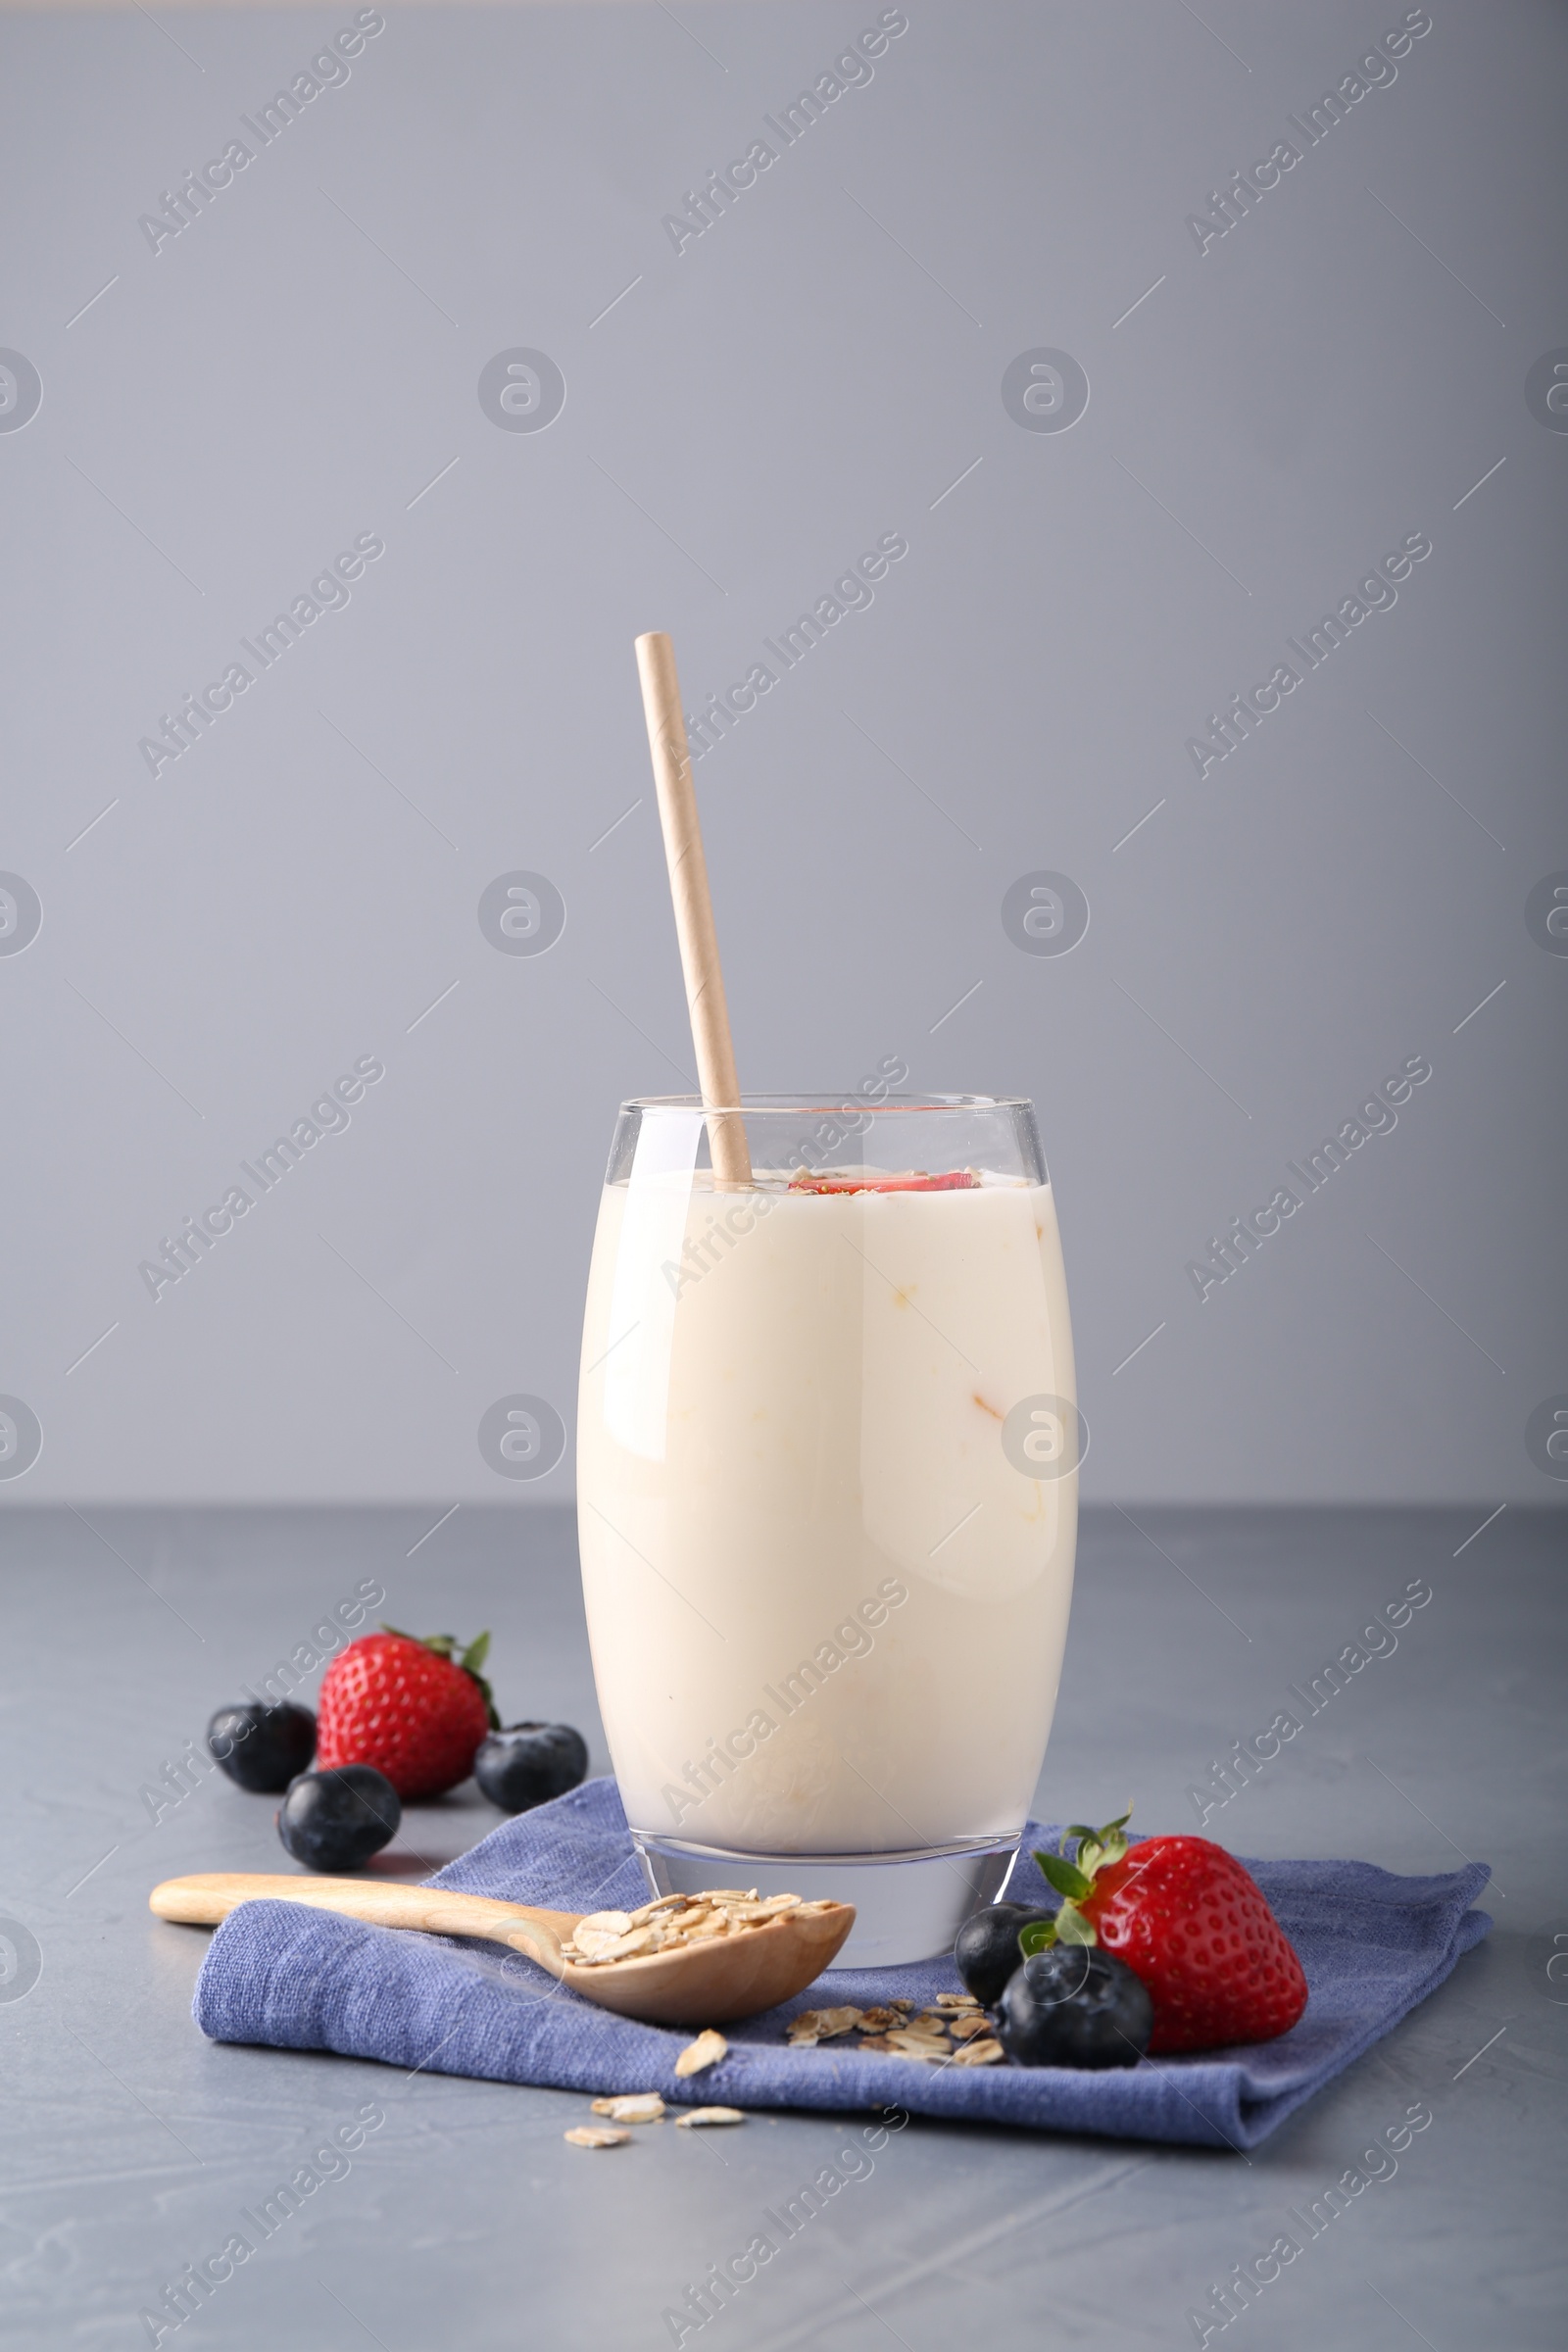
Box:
[1,0,1563,1507]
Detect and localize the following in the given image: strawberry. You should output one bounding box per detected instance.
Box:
[1023,1811,1308,2054]
[316,1629,498,1799]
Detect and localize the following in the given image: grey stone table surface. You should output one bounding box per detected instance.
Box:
[1,1502,1562,2351]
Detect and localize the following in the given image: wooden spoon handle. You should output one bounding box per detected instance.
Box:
[149,1872,577,1970]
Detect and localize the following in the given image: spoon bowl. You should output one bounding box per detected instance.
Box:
[149,1873,855,2027]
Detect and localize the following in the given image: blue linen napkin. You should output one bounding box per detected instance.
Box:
[192,1777,1491,2149]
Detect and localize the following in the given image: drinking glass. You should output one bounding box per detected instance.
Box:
[576,1094,1079,1964]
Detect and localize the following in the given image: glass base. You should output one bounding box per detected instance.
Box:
[630,1830,1022,1969]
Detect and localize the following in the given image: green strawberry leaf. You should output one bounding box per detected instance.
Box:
[1049,1810,1136,1883]
[1036,1852,1093,1902]
[1021,1898,1100,1954]
[1054,1904,1098,1947]
[460,1631,498,1727]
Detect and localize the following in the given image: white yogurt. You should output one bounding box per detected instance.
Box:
[577,1173,1077,1855]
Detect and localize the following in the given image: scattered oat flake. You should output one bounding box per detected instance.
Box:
[577,1910,632,1937]
[936,1992,981,2009]
[591,2092,665,2124]
[674,2029,728,2079]
[949,2014,992,2041]
[887,2031,949,2060]
[856,2008,898,2033]
[807,2006,862,2038]
[675,2106,746,2129]
[952,2037,1004,2067]
[564,2125,629,2147]
[890,1998,914,2012]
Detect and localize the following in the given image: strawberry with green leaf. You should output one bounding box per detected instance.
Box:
[1021,1810,1308,2053]
[317,1628,499,1799]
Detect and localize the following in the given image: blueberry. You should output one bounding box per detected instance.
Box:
[277,1766,400,1871]
[207,1701,316,1793]
[473,1721,589,1814]
[955,1901,1060,2007]
[996,1945,1153,2069]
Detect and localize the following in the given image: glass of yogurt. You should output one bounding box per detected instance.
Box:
[576,1092,1080,1965]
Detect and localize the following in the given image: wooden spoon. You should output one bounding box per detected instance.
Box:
[149,1873,854,2028]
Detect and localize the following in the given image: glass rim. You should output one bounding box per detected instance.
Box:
[620,1093,1030,1115]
